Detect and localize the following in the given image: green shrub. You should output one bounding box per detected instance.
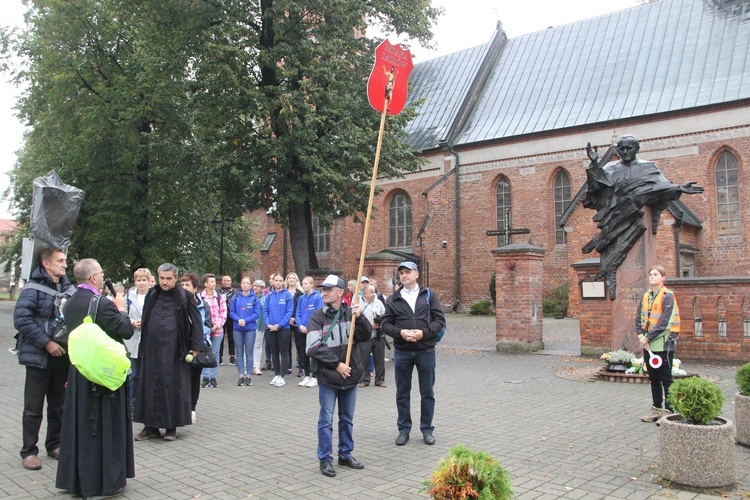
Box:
[470,300,494,316]
[489,273,496,307]
[542,284,568,317]
[423,443,512,500]
[667,377,725,425]
[736,362,750,396]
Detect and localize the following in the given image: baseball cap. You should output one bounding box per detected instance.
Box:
[360,276,370,283]
[317,274,346,289]
[397,261,418,271]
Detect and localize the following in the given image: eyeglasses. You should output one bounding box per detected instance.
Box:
[89,270,104,279]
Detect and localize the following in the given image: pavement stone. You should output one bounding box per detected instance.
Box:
[0,301,749,498]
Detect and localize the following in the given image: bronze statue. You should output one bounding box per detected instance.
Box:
[582,135,703,299]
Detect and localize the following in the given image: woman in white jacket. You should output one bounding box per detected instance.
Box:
[124,268,153,414]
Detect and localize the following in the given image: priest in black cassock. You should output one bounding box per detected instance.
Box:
[56,258,134,498]
[133,262,203,441]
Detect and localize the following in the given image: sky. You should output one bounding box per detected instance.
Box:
[0,0,639,220]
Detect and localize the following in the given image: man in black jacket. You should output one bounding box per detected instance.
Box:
[13,248,74,471]
[306,274,371,478]
[380,261,445,447]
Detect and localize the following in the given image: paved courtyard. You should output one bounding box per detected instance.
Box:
[0,301,748,499]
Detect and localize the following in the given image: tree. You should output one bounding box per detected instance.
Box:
[2,0,439,279]
[191,0,440,277]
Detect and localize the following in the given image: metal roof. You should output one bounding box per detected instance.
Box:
[405,0,750,151]
[403,42,491,151]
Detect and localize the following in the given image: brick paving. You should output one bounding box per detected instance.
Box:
[0,301,748,499]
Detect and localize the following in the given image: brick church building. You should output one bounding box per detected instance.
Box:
[250,0,750,331]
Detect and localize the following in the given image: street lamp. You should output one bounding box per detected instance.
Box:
[211,205,235,275]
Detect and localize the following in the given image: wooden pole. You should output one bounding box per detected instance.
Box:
[346,100,388,366]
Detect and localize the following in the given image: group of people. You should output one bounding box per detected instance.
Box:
[15,251,446,494]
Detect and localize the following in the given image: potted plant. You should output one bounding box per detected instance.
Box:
[423,444,512,500]
[600,349,635,372]
[735,362,750,445]
[660,377,735,488]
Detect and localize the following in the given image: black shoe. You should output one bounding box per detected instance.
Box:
[237,377,245,386]
[423,432,436,445]
[245,377,253,386]
[201,378,210,388]
[338,456,364,469]
[229,356,236,365]
[395,432,409,446]
[210,378,218,388]
[320,460,336,477]
[263,360,272,370]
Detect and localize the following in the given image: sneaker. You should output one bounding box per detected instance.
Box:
[163,428,177,441]
[210,378,218,388]
[299,376,311,386]
[286,368,293,374]
[305,377,318,388]
[640,406,663,422]
[252,368,262,376]
[229,356,236,366]
[135,427,161,441]
[191,411,196,424]
[270,375,280,385]
[263,360,272,370]
[201,378,210,388]
[219,361,225,366]
[245,377,253,386]
[237,376,245,386]
[297,368,305,377]
[275,377,286,387]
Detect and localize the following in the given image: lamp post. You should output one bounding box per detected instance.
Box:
[211,206,235,276]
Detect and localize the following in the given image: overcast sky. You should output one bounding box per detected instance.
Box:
[0,0,638,219]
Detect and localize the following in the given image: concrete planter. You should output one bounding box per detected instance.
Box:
[735,393,750,446]
[660,414,735,488]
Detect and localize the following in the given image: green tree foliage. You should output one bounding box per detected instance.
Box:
[1,0,439,280]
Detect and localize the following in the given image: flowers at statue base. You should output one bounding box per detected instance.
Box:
[601,349,636,367]
[625,357,687,376]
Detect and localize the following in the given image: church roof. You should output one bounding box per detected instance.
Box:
[405,0,750,151]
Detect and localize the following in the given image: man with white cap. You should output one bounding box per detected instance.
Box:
[306,274,372,477]
[380,261,445,446]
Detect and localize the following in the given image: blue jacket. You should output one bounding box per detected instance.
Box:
[230,291,260,331]
[263,288,293,329]
[13,266,74,369]
[295,290,323,329]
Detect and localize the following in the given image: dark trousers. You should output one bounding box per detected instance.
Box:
[190,366,202,411]
[359,338,385,385]
[393,347,436,434]
[644,349,674,409]
[294,330,310,374]
[21,356,69,458]
[219,322,235,362]
[268,328,291,376]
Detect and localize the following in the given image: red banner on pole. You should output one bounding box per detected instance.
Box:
[367,40,414,116]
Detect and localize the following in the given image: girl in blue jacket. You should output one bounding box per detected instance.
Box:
[230,276,260,386]
[263,274,294,386]
[294,276,323,387]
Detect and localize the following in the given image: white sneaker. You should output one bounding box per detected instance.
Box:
[299,376,311,386]
[191,411,196,424]
[270,375,280,385]
[306,377,318,387]
[275,377,286,387]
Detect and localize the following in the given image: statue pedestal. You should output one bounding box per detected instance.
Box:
[611,206,658,351]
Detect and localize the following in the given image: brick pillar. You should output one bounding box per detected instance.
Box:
[492,243,545,352]
[573,259,612,357]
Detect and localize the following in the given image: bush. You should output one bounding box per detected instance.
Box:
[470,300,494,316]
[423,444,512,500]
[737,362,750,396]
[667,377,725,425]
[542,284,568,317]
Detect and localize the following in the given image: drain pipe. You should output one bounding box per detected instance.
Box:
[440,142,461,311]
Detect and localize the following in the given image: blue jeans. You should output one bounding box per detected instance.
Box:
[128,357,140,411]
[393,347,436,434]
[317,381,357,462]
[202,334,223,379]
[234,330,256,375]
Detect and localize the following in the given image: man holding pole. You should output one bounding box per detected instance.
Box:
[306,275,371,477]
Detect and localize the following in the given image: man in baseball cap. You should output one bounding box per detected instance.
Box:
[308,273,371,477]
